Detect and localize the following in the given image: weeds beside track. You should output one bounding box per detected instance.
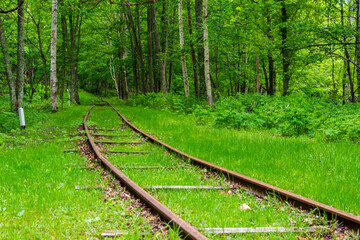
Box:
[82,103,359,239]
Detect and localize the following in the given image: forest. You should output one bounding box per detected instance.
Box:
[1,0,360,106]
[1,0,360,141]
[1,1,360,239]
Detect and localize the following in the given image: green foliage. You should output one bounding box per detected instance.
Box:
[120,93,360,142]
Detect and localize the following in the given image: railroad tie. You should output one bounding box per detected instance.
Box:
[101,227,325,237]
[63,149,81,153]
[102,151,151,155]
[74,185,103,190]
[198,227,325,234]
[93,134,128,138]
[96,141,143,145]
[142,186,239,190]
[119,166,178,169]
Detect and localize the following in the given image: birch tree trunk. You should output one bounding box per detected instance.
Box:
[186,0,199,96]
[109,57,120,98]
[16,0,25,108]
[0,18,17,111]
[203,0,213,107]
[178,0,189,97]
[50,0,58,112]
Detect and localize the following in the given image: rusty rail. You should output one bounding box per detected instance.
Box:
[83,106,208,240]
[107,103,360,233]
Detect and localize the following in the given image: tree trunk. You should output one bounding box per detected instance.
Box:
[255,53,260,93]
[123,65,129,100]
[355,0,360,102]
[110,57,120,97]
[147,7,154,92]
[186,0,199,96]
[0,18,17,111]
[16,0,25,108]
[69,13,78,103]
[126,4,146,94]
[280,1,290,96]
[261,59,269,93]
[203,0,213,107]
[151,5,167,95]
[268,53,276,95]
[60,9,68,109]
[74,14,82,104]
[135,5,147,93]
[195,0,205,97]
[178,0,190,97]
[341,1,355,102]
[50,0,58,112]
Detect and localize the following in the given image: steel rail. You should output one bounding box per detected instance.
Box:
[83,106,208,240]
[107,103,360,233]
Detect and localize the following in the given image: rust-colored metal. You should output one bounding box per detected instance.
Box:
[84,106,208,240]
[108,103,360,232]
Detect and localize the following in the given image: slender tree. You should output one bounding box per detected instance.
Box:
[203,0,212,106]
[195,0,205,97]
[178,0,189,97]
[16,0,25,108]
[0,18,17,110]
[50,0,58,112]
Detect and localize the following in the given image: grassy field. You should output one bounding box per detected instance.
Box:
[1,93,358,239]
[88,105,336,239]
[112,103,360,217]
[0,100,179,239]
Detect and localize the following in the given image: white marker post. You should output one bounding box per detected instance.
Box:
[18,108,26,129]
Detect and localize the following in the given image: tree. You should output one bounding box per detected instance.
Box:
[50,0,58,112]
[203,0,212,106]
[178,0,189,97]
[16,0,25,108]
[356,0,360,102]
[0,17,17,110]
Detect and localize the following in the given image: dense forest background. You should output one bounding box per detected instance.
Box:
[1,0,360,141]
[2,0,360,105]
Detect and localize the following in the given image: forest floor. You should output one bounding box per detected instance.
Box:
[0,92,359,239]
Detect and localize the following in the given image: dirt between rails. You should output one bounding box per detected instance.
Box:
[76,125,170,238]
[76,125,355,240]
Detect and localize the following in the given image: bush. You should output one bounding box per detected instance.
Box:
[117,93,360,142]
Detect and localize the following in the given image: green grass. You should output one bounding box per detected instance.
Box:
[91,105,330,239]
[2,96,356,239]
[111,104,360,217]
[0,101,180,239]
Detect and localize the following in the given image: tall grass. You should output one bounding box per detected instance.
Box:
[114,105,360,216]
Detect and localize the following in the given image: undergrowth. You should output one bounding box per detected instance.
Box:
[116,93,360,142]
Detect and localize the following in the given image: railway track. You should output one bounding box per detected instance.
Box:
[81,103,360,239]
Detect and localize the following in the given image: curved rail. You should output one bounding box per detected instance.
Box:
[107,103,360,233]
[83,106,208,240]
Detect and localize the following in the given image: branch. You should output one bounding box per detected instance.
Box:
[0,0,25,14]
[109,0,164,6]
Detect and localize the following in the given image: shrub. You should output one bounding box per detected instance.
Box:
[116,93,360,142]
